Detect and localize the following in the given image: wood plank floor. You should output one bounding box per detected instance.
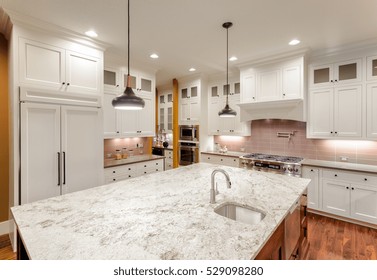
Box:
[0,213,376,260]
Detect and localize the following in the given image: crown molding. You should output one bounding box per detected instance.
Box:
[3,8,109,51]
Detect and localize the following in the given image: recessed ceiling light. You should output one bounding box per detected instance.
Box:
[150,53,159,59]
[189,68,196,72]
[289,39,300,46]
[85,30,98,38]
[229,56,238,61]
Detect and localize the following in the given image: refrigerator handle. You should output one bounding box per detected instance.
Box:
[63,152,66,185]
[57,152,61,186]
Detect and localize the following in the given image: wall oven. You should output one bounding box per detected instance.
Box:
[179,125,199,142]
[179,141,199,166]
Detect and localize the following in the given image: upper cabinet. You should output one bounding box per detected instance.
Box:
[309,58,362,88]
[19,37,103,96]
[103,67,156,138]
[240,56,304,104]
[158,90,173,133]
[179,82,200,125]
[208,80,251,136]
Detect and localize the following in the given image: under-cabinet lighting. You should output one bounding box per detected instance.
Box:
[150,53,159,59]
[229,56,238,61]
[189,68,196,72]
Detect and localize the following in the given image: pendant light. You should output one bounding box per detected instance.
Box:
[112,0,145,110]
[218,22,237,118]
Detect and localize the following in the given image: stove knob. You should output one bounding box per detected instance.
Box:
[288,167,293,172]
[283,167,287,171]
[294,168,299,172]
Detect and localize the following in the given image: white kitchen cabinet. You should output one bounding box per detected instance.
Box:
[158,90,173,133]
[302,167,320,210]
[201,153,239,167]
[104,67,121,93]
[304,165,377,225]
[208,83,251,136]
[308,85,362,138]
[103,91,121,138]
[240,71,256,103]
[366,55,377,81]
[19,37,102,95]
[120,94,155,137]
[179,84,200,125]
[164,149,173,170]
[122,70,154,96]
[240,56,304,104]
[310,58,362,87]
[104,158,164,183]
[366,83,377,139]
[20,102,103,204]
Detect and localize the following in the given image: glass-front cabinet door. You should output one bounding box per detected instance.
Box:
[367,55,377,81]
[334,59,361,84]
[311,64,333,87]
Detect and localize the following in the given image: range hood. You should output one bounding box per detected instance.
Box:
[237,98,306,122]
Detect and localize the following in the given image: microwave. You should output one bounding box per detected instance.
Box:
[179,125,199,141]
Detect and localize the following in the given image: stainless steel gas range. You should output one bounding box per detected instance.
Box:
[239,153,304,177]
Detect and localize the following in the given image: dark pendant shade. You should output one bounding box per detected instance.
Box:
[218,104,237,117]
[112,86,145,110]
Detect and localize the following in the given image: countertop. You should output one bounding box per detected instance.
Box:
[201,151,247,157]
[104,154,165,168]
[302,159,377,174]
[11,163,310,260]
[153,145,173,150]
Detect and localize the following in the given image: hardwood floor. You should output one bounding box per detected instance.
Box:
[0,234,16,260]
[0,213,376,260]
[307,213,377,260]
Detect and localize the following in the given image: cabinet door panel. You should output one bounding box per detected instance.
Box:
[20,103,61,204]
[257,69,281,102]
[103,92,121,138]
[241,73,256,103]
[208,98,222,135]
[20,38,65,87]
[282,65,301,99]
[120,110,138,136]
[351,185,377,224]
[322,179,350,217]
[66,51,100,93]
[138,96,155,136]
[366,83,377,138]
[61,106,103,194]
[308,88,333,137]
[334,85,362,137]
[302,167,320,210]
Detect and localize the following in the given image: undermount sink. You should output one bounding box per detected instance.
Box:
[214,202,265,225]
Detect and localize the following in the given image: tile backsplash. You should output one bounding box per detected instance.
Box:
[214,119,377,166]
[104,138,151,159]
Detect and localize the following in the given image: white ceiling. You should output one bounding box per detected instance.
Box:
[2,0,377,87]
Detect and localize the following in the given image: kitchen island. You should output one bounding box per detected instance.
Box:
[11,163,310,260]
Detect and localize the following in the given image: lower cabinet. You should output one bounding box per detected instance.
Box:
[164,149,173,170]
[302,166,377,225]
[255,193,309,260]
[104,159,164,183]
[201,153,240,167]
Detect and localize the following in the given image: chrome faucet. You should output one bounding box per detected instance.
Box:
[210,168,232,204]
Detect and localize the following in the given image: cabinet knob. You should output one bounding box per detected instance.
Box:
[67,83,70,86]
[351,187,354,190]
[113,171,116,173]
[283,93,286,97]
[113,179,116,181]
[62,82,65,85]
[335,131,338,134]
[334,174,338,177]
[116,85,119,87]
[334,79,338,82]
[331,80,334,83]
[346,186,349,189]
[364,178,368,181]
[310,169,314,172]
[117,131,119,134]
[252,97,255,100]
[330,131,333,134]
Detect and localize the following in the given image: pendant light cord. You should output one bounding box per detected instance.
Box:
[127,0,130,76]
[226,25,229,105]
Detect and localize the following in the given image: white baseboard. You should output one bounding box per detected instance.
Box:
[0,220,10,235]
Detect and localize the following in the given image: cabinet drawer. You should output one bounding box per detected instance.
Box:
[139,159,163,170]
[137,166,164,176]
[104,164,137,177]
[322,169,377,186]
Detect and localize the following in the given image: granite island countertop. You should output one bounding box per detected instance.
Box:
[11,163,310,260]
